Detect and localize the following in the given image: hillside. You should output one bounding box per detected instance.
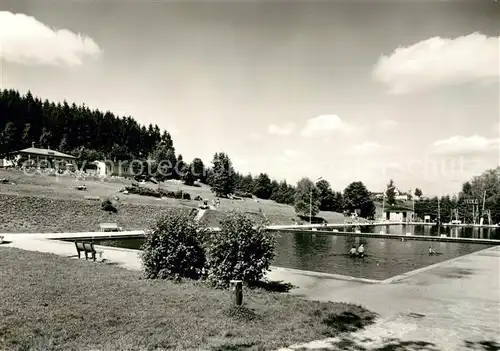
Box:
[0,169,351,233]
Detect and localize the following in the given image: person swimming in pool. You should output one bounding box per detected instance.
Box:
[349,246,357,256]
[357,244,365,258]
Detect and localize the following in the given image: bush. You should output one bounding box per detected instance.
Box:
[125,186,161,198]
[124,186,192,200]
[140,209,206,280]
[203,211,276,288]
[234,192,252,198]
[101,198,117,213]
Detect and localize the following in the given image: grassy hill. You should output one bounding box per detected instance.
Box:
[0,169,351,233]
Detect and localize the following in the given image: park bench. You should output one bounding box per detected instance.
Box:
[99,222,122,232]
[74,241,103,261]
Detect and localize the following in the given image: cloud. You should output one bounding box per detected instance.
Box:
[430,135,500,155]
[301,114,353,137]
[378,119,398,130]
[373,32,499,94]
[0,11,101,66]
[267,122,295,136]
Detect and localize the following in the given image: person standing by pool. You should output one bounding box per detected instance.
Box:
[349,246,357,256]
[357,244,365,257]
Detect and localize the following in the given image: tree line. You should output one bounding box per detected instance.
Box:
[384,171,499,224]
[1,89,497,222]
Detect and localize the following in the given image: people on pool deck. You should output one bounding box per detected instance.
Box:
[349,246,357,256]
[357,244,365,257]
[429,246,437,255]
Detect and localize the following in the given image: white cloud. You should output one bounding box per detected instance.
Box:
[0,11,101,66]
[373,32,499,94]
[267,122,295,136]
[378,119,398,130]
[430,135,500,155]
[300,114,353,137]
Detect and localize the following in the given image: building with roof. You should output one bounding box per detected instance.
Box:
[383,205,414,222]
[8,143,76,169]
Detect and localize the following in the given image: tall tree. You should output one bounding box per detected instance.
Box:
[414,188,423,198]
[343,181,375,219]
[332,191,344,213]
[316,179,336,211]
[210,152,235,197]
[151,142,177,182]
[191,158,205,182]
[386,179,396,205]
[294,178,320,217]
[253,173,272,199]
[181,162,195,186]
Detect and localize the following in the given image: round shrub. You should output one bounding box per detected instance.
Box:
[101,198,117,213]
[140,209,206,280]
[204,211,276,288]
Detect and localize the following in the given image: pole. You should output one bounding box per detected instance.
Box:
[309,189,312,225]
[412,195,415,222]
[437,196,441,225]
[382,192,385,221]
[230,280,243,306]
[479,191,486,225]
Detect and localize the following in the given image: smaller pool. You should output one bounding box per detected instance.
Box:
[67,232,495,280]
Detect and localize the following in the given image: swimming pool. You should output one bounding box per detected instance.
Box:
[327,224,500,240]
[79,230,494,280]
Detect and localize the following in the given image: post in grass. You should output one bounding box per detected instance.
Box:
[230,280,243,306]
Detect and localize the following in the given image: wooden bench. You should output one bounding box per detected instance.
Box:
[74,241,103,261]
[99,223,122,232]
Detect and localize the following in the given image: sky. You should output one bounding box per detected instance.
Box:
[0,0,499,196]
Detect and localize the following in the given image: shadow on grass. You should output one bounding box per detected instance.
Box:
[322,311,376,334]
[211,341,256,350]
[372,340,440,351]
[321,337,439,351]
[464,340,500,350]
[298,215,326,224]
[434,268,475,279]
[247,279,296,293]
[0,241,12,245]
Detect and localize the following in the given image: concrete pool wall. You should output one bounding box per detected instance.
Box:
[29,228,499,283]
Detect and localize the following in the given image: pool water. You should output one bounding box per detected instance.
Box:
[272,232,490,280]
[85,229,494,280]
[329,224,500,240]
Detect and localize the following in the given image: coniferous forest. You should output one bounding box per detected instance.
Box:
[0,89,172,161]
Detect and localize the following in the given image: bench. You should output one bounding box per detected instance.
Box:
[74,241,103,261]
[99,223,122,232]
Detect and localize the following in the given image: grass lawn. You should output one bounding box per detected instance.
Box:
[0,169,355,233]
[0,247,376,350]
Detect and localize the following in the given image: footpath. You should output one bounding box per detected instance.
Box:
[1,232,499,350]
